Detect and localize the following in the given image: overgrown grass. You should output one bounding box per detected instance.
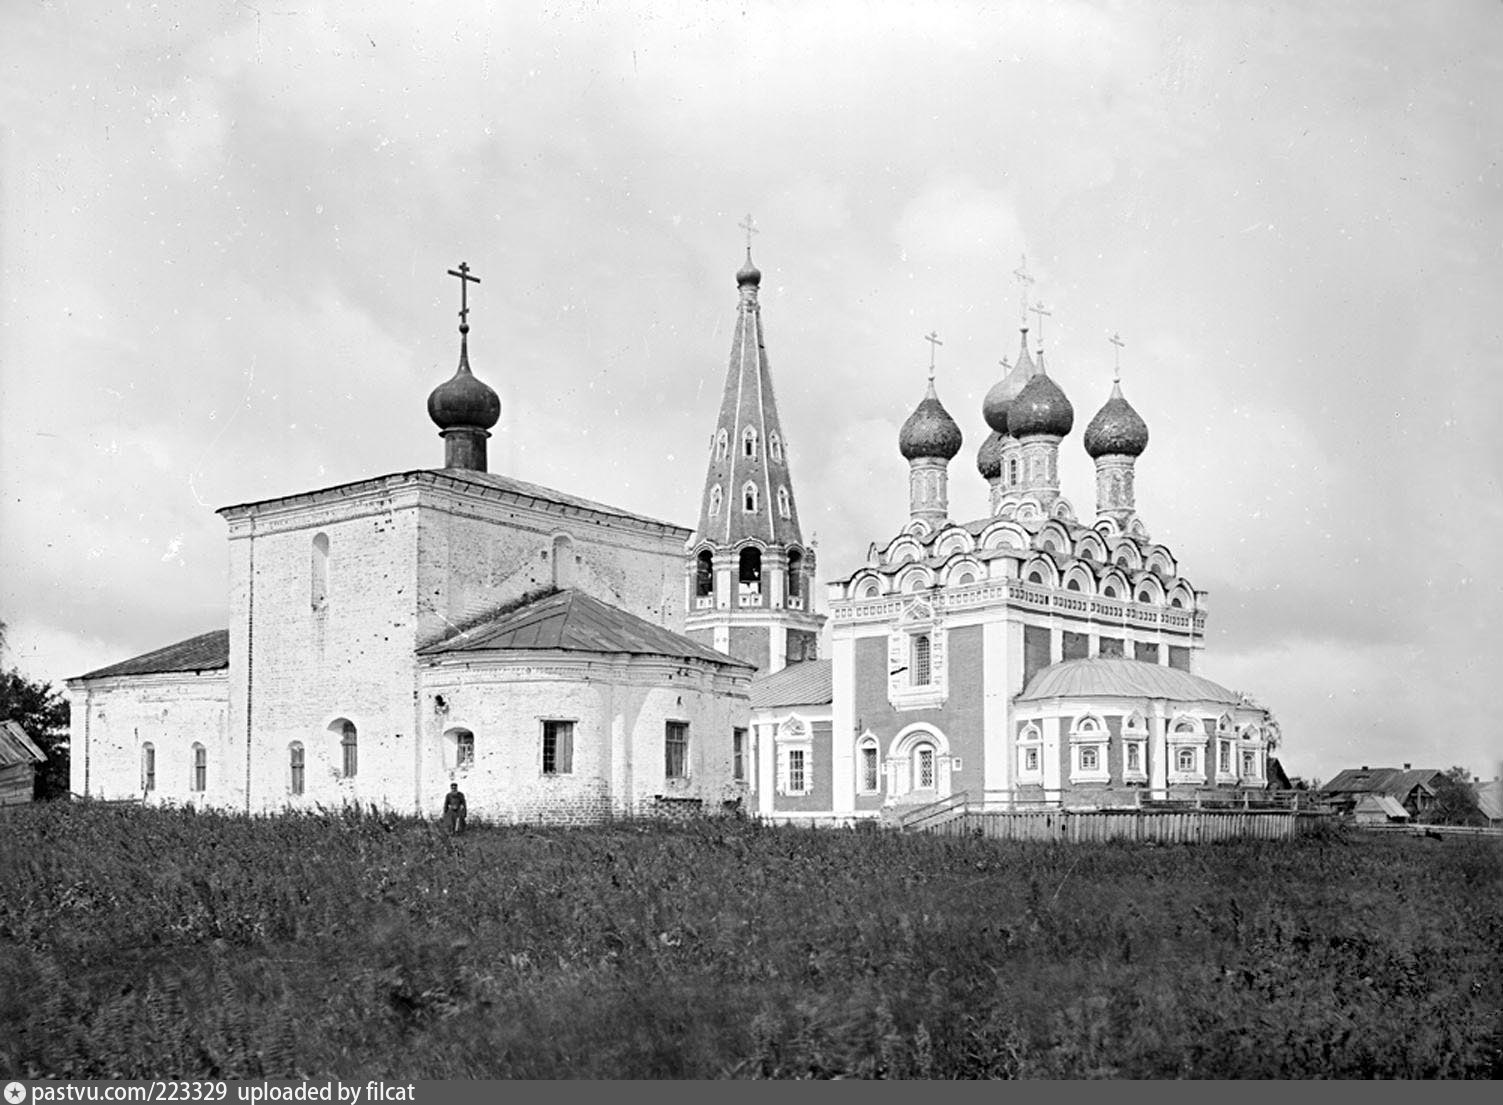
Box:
[1,803,1499,1078]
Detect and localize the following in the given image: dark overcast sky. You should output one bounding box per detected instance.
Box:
[3,1,1500,782]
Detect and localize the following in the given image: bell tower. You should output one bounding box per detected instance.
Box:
[684,230,824,672]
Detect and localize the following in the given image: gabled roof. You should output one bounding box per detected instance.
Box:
[1016,658,1240,705]
[751,659,832,710]
[1474,781,1503,822]
[1321,767,1443,798]
[72,630,230,682]
[420,589,753,670]
[1354,794,1410,820]
[0,720,46,766]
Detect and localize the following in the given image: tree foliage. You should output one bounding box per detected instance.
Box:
[1420,766,1486,827]
[0,620,72,799]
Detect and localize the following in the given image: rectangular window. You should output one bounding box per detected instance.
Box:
[1081,746,1098,771]
[1219,742,1231,773]
[917,747,935,789]
[1242,750,1255,776]
[911,634,932,686]
[456,730,475,768]
[1177,747,1195,773]
[1062,631,1089,661]
[1135,641,1160,664]
[788,747,806,794]
[1098,636,1125,659]
[665,721,689,779]
[542,720,574,775]
[142,745,155,793]
[1168,646,1191,671]
[1127,743,1141,772]
[860,745,879,792]
[1025,747,1039,773]
[289,744,305,796]
[192,745,207,792]
[732,727,747,782]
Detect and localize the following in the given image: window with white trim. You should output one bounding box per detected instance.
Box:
[716,429,728,459]
[709,484,722,517]
[733,727,748,783]
[1017,723,1043,780]
[769,432,783,462]
[911,634,932,686]
[787,747,807,794]
[777,486,791,519]
[742,482,758,512]
[777,719,811,795]
[743,427,758,458]
[857,737,880,794]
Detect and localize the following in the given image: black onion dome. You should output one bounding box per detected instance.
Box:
[899,384,963,461]
[1007,371,1074,438]
[1083,382,1149,458]
[982,342,1036,433]
[977,429,1005,478]
[427,343,501,430]
[736,252,762,287]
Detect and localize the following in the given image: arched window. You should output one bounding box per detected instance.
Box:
[769,432,783,462]
[913,742,936,790]
[447,727,475,770]
[1137,590,1153,604]
[289,741,305,796]
[911,634,932,686]
[1170,595,1185,609]
[311,533,329,610]
[141,743,155,793]
[1174,718,1199,734]
[739,547,762,595]
[695,550,714,597]
[743,427,758,458]
[1066,578,1081,591]
[552,534,575,589]
[857,736,880,794]
[861,581,879,599]
[716,429,728,459]
[777,486,791,519]
[786,548,803,601]
[191,743,207,792]
[1027,571,1044,585]
[331,719,357,778]
[956,571,975,585]
[1103,585,1118,599]
[709,484,723,517]
[742,482,758,512]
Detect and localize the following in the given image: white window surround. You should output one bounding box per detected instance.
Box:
[856,735,881,795]
[1068,717,1110,784]
[1017,724,1044,782]
[1168,740,1205,784]
[776,715,813,796]
[1122,738,1148,782]
[888,604,947,710]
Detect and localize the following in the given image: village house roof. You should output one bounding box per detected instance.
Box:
[1320,767,1443,799]
[0,720,47,766]
[1354,794,1410,820]
[1473,781,1503,823]
[1016,658,1241,705]
[420,589,754,670]
[751,659,833,710]
[71,629,230,682]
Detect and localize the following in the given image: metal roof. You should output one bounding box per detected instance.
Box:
[751,659,833,709]
[1474,781,1503,822]
[0,720,46,766]
[420,589,753,669]
[1016,658,1240,704]
[73,629,230,682]
[1321,767,1443,798]
[218,469,688,536]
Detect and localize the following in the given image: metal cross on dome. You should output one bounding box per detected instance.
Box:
[1030,300,1053,348]
[739,213,759,251]
[1012,254,1035,324]
[924,330,943,381]
[1109,331,1126,382]
[447,261,481,330]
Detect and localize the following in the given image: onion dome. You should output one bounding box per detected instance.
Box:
[736,251,762,288]
[427,332,501,431]
[899,381,963,461]
[976,430,1005,479]
[982,334,1037,433]
[1007,369,1074,438]
[1083,381,1149,458]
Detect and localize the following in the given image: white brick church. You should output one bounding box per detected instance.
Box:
[69,246,1282,822]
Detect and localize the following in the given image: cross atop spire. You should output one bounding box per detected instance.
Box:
[1030,300,1053,350]
[738,213,759,253]
[1012,253,1035,326]
[924,330,943,382]
[1109,332,1125,383]
[446,261,481,334]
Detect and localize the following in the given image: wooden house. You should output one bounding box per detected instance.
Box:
[0,719,47,806]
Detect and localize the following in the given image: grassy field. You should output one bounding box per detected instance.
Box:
[1,803,1500,1079]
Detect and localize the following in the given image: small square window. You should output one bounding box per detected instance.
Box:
[543,720,574,775]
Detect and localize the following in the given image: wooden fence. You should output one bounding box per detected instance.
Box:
[924,807,1311,843]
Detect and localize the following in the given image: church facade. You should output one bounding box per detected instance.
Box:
[67,273,753,821]
[67,245,1281,825]
[735,287,1279,822]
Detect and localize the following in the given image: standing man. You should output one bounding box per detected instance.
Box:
[443,782,468,835]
